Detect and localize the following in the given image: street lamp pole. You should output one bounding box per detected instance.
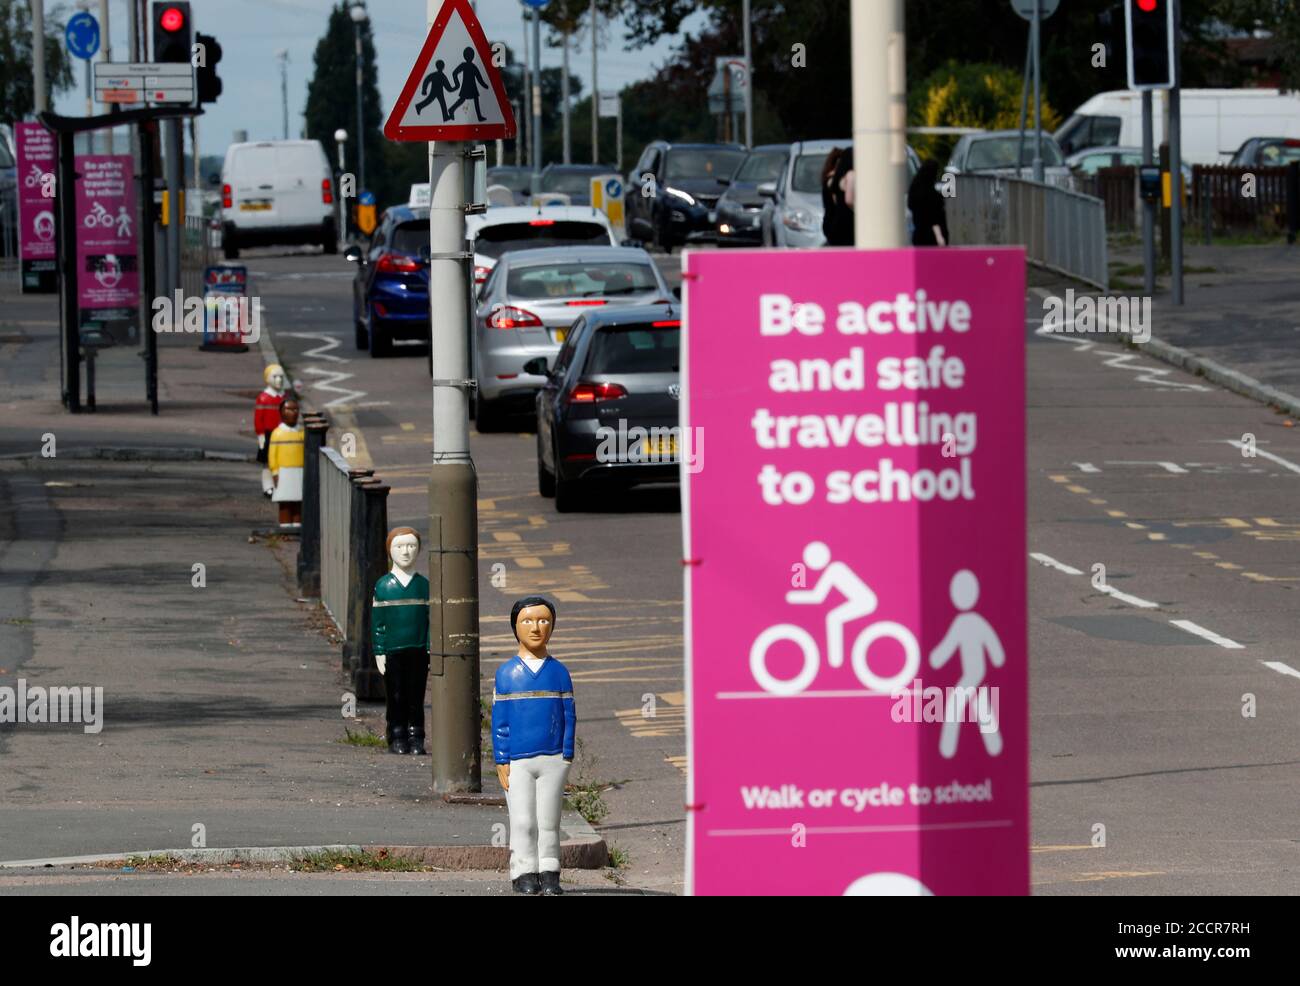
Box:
[334,128,348,248]
[350,3,368,191]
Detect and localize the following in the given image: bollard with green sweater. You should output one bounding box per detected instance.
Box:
[371,526,431,755]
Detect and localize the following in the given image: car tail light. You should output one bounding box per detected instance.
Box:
[222,183,232,209]
[652,319,681,327]
[567,382,628,404]
[566,299,608,306]
[528,218,556,226]
[321,178,333,205]
[474,265,492,284]
[373,302,389,317]
[376,253,420,273]
[1285,139,1300,148]
[487,305,542,329]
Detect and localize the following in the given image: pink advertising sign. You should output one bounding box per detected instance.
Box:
[682,247,1027,896]
[15,122,58,292]
[75,154,140,342]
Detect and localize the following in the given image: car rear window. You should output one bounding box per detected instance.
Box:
[734,150,787,182]
[584,324,680,374]
[967,137,1063,169]
[507,262,658,300]
[1258,141,1300,165]
[391,221,427,257]
[473,221,611,259]
[541,170,602,195]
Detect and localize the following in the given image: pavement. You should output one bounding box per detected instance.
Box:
[3,238,1299,896]
[0,273,617,895]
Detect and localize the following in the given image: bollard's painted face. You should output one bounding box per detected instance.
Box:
[389,533,420,570]
[280,401,300,426]
[515,604,554,653]
[269,370,286,391]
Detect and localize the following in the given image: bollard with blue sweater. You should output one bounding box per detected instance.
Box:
[492,595,575,896]
[372,527,431,755]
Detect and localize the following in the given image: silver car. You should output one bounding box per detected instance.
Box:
[945,130,1074,188]
[759,139,920,248]
[472,246,675,431]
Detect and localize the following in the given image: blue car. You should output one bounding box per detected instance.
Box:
[345,205,430,357]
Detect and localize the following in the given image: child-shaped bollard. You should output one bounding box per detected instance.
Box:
[492,596,576,895]
[254,364,287,497]
[371,528,431,756]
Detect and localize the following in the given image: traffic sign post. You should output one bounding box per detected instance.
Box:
[1010,0,1057,183]
[94,62,197,105]
[386,0,516,793]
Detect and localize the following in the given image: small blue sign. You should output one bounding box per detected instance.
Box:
[65,11,100,61]
[605,178,623,199]
[521,0,549,8]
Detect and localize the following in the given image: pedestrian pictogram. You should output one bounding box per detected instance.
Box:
[383,0,516,142]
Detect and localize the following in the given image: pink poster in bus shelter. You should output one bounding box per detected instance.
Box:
[75,155,139,327]
[680,246,1028,896]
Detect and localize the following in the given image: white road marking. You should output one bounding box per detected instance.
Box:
[1262,661,1300,680]
[1104,460,1189,474]
[1096,584,1159,609]
[1029,552,1083,576]
[1030,552,1158,608]
[1032,317,1211,391]
[279,332,368,408]
[1222,440,1300,476]
[1169,619,1245,649]
[1073,462,1100,473]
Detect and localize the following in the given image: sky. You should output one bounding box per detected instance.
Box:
[51,0,708,158]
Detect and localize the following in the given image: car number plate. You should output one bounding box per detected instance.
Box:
[240,201,271,211]
[707,210,717,223]
[552,327,566,343]
[642,435,678,458]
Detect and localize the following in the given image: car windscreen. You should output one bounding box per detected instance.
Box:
[507,261,658,300]
[584,324,680,375]
[473,221,611,259]
[967,137,1063,169]
[733,150,787,183]
[792,151,831,193]
[390,221,428,257]
[487,170,531,193]
[540,170,601,195]
[664,149,746,183]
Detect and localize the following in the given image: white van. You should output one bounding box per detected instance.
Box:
[1054,89,1300,165]
[220,140,336,259]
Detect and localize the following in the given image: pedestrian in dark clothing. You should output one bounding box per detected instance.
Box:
[822,147,855,247]
[908,160,949,246]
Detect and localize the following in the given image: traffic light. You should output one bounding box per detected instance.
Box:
[195,32,223,103]
[152,2,192,63]
[1125,0,1175,90]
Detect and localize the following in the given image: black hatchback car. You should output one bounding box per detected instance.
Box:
[715,143,789,245]
[530,304,683,512]
[624,141,746,252]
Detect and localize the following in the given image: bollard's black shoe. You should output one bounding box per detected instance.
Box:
[406,725,426,756]
[388,735,409,755]
[539,871,563,896]
[512,873,541,895]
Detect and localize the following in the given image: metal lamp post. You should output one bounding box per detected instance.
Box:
[334,128,348,247]
[350,2,368,192]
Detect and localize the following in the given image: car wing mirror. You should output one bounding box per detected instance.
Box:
[757,181,777,198]
[344,245,363,263]
[672,285,682,300]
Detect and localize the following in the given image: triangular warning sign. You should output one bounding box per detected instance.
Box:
[384,0,517,142]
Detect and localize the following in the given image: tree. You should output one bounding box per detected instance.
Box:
[909,62,1062,165]
[303,4,389,205]
[0,0,74,122]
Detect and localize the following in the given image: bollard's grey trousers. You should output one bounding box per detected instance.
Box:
[505,753,570,880]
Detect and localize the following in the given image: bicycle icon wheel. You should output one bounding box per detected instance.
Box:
[849,621,920,693]
[749,624,819,696]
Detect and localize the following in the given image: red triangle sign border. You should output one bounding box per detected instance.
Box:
[383,0,517,142]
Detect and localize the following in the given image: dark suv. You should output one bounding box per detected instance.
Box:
[624,141,746,252]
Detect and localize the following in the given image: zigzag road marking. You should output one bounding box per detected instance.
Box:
[278,332,386,409]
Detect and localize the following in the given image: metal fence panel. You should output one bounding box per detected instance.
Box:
[949,174,1108,291]
[0,183,18,290]
[319,446,352,633]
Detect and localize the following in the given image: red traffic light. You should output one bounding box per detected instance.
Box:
[1137,0,1157,10]
[160,5,185,31]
